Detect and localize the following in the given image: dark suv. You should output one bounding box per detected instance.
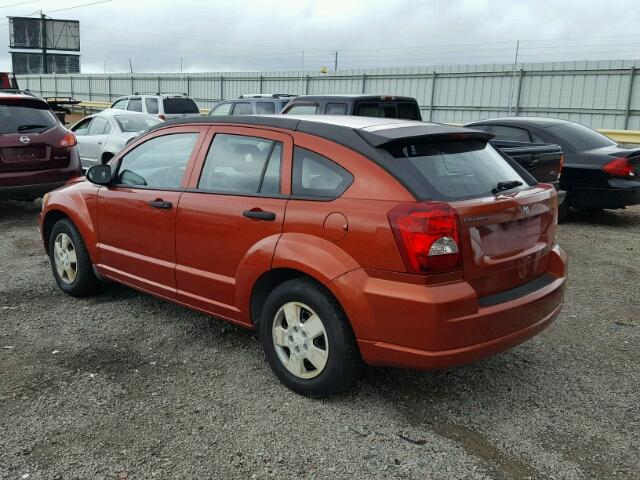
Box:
[0,93,82,201]
[209,94,296,116]
[281,95,422,120]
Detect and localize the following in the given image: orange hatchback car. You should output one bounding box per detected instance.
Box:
[40,116,567,397]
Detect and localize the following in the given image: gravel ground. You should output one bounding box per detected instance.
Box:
[0,201,638,480]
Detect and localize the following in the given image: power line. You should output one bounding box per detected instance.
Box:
[46,0,112,14]
[0,0,40,9]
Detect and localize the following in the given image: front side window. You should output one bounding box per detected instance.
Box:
[72,117,93,136]
[111,98,128,110]
[127,98,143,112]
[232,102,252,115]
[198,134,282,195]
[145,97,159,114]
[256,102,276,114]
[292,147,353,198]
[285,103,318,115]
[116,133,198,189]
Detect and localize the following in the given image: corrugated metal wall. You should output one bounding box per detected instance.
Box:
[16,59,640,130]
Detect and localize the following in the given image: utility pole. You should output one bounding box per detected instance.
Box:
[103,60,106,73]
[41,11,48,74]
[508,40,520,115]
[129,58,133,74]
[180,57,183,74]
[333,50,338,72]
[299,50,305,93]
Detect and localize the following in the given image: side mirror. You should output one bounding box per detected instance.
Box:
[86,164,112,185]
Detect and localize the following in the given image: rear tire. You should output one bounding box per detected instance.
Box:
[258,278,362,398]
[49,218,100,297]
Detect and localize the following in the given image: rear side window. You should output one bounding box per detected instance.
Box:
[383,140,527,201]
[198,134,282,195]
[145,97,159,114]
[210,102,233,116]
[490,125,531,142]
[87,117,109,135]
[256,102,276,114]
[232,102,252,115]
[0,100,57,134]
[163,97,200,114]
[292,147,353,198]
[286,103,318,115]
[116,133,198,189]
[325,103,347,115]
[127,98,142,112]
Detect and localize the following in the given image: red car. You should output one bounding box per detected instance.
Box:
[39,115,567,397]
[0,93,81,201]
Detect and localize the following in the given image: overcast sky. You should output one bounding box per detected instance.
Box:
[1,0,639,73]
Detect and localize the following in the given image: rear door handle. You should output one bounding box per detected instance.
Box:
[149,200,173,209]
[243,209,276,221]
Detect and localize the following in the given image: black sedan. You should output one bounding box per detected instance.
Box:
[465,117,640,211]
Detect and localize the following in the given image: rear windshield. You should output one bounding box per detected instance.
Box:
[356,102,421,120]
[548,122,615,151]
[162,97,200,114]
[0,99,57,134]
[383,140,528,201]
[115,114,163,132]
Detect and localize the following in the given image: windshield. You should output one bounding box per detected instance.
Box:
[115,114,163,132]
[384,140,527,201]
[0,100,57,134]
[162,97,199,114]
[548,122,616,151]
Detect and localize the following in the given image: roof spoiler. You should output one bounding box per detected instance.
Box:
[357,124,494,148]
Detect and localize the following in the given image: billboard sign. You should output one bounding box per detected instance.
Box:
[9,17,80,51]
[11,52,80,74]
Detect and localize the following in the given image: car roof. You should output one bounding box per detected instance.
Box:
[466,116,571,127]
[0,92,46,101]
[96,108,155,118]
[149,114,489,148]
[289,94,418,102]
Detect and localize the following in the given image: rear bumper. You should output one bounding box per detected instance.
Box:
[566,181,640,209]
[330,245,567,370]
[0,180,67,200]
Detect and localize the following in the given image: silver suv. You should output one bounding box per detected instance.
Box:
[110,93,201,120]
[209,94,295,116]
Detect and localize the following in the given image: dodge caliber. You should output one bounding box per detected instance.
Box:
[40,115,567,397]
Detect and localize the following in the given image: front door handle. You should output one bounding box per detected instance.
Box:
[149,199,173,209]
[243,209,276,221]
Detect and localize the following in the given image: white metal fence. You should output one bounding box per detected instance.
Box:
[16,59,640,130]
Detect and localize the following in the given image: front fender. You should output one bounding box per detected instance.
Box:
[272,233,360,284]
[40,182,100,264]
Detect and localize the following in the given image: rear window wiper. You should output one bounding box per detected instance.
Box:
[17,124,49,131]
[491,180,523,194]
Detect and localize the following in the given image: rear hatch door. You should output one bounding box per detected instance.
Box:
[369,130,557,298]
[0,97,61,172]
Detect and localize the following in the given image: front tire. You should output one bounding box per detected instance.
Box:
[258,279,362,398]
[49,218,100,297]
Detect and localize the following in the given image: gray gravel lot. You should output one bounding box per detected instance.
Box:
[0,201,638,480]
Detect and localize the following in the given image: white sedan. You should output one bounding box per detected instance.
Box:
[70,109,163,168]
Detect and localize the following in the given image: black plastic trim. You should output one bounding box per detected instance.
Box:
[478,273,556,308]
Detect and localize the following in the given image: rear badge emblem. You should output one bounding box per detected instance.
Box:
[19,136,30,144]
[522,205,530,216]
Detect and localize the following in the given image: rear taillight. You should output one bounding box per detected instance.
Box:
[558,154,564,177]
[59,131,77,147]
[603,157,635,178]
[388,202,461,275]
[158,114,166,120]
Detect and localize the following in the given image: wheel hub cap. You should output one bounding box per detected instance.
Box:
[272,301,329,380]
[53,232,77,285]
